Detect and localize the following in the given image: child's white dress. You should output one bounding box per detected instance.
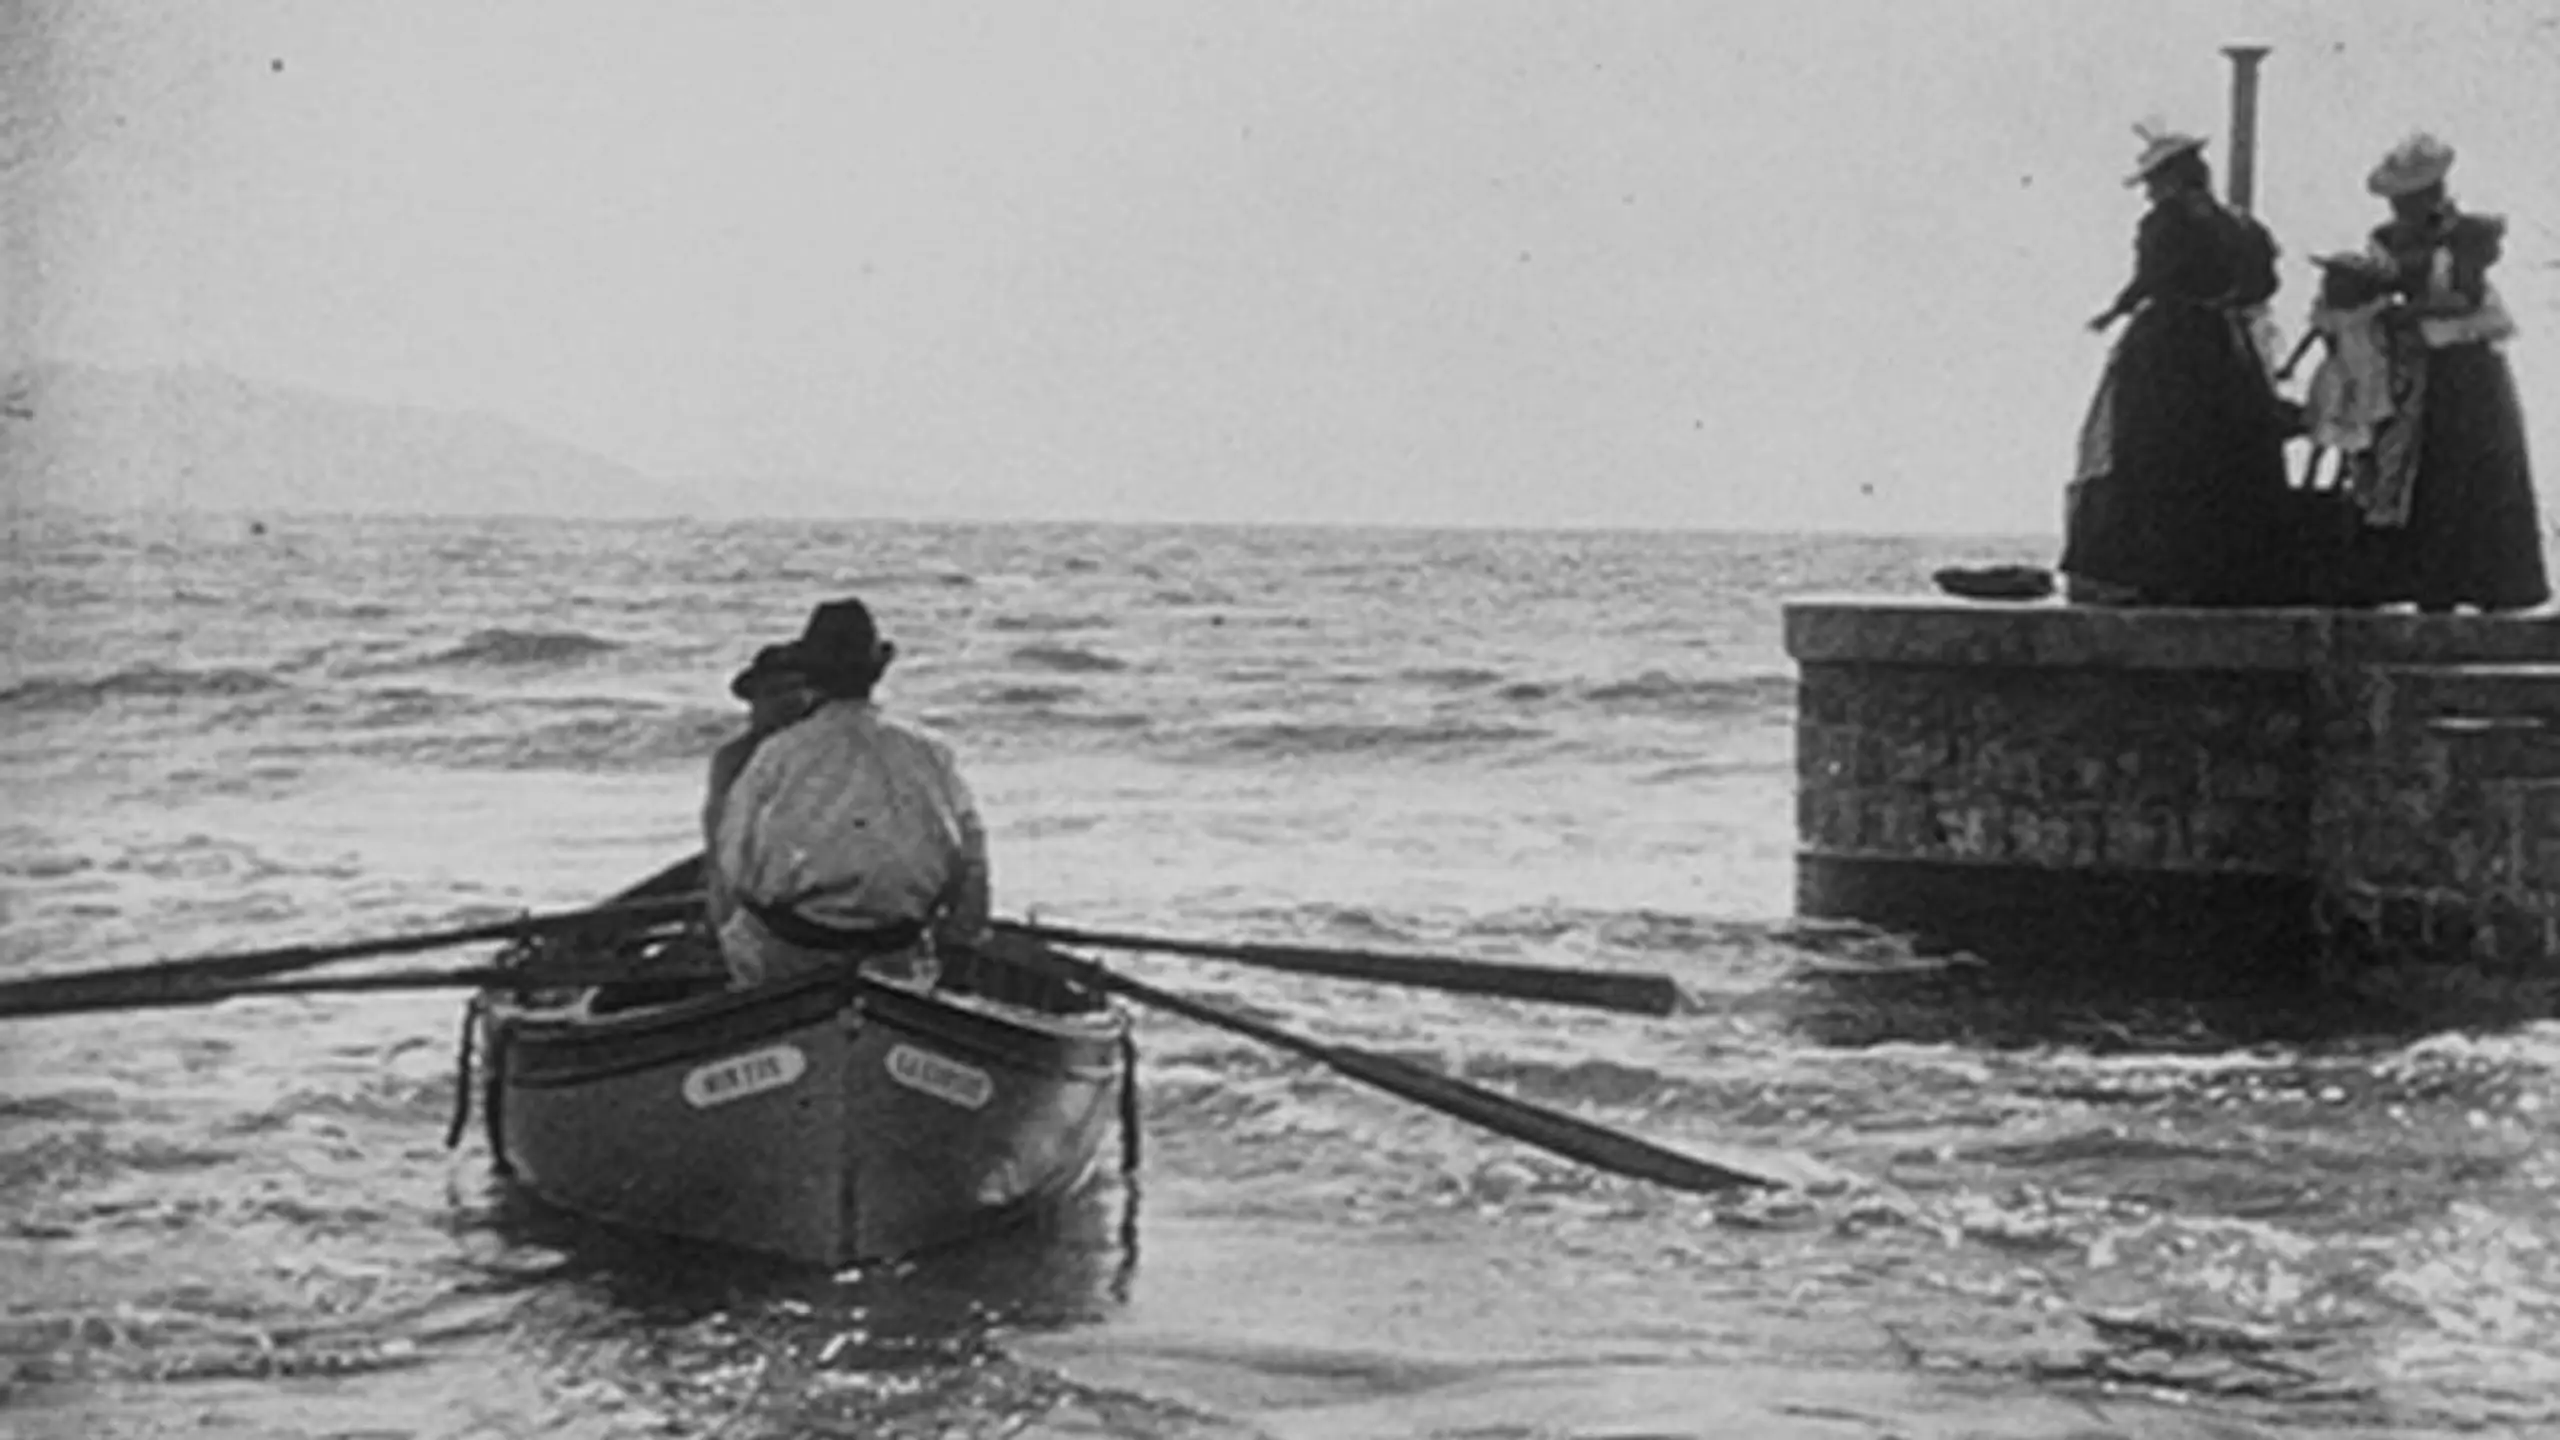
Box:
[2302,298,2393,455]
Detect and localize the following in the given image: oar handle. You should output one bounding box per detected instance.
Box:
[996,921,1683,1017]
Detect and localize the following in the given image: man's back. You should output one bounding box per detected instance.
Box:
[714,699,989,961]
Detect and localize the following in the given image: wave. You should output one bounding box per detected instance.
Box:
[1455,906,1781,949]
[1222,901,1426,946]
[930,704,1153,740]
[0,1091,124,1124]
[1456,1054,1678,1109]
[334,686,491,730]
[0,1131,235,1199]
[1641,755,1790,784]
[0,1307,436,1385]
[1400,666,1507,691]
[985,613,1114,634]
[359,705,736,772]
[1194,718,1547,761]
[0,665,287,712]
[0,850,92,880]
[417,628,622,668]
[813,569,977,590]
[1580,671,1795,717]
[1008,643,1128,674]
[270,599,396,622]
[982,683,1088,706]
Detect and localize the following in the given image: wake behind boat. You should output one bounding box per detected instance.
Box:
[467,860,1133,1267]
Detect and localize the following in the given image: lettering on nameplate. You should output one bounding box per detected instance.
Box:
[885,1044,993,1110]
[680,1043,808,1109]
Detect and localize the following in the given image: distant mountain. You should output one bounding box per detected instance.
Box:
[0,363,701,520]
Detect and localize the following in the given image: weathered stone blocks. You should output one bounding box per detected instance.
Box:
[1786,599,2560,1008]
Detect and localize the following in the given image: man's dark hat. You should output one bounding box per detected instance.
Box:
[728,643,807,700]
[788,597,895,693]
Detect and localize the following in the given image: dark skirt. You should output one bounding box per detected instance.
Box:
[2355,342,2551,612]
[2060,304,2306,606]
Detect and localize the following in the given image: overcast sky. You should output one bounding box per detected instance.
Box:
[7,1,2558,532]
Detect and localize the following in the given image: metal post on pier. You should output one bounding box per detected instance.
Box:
[2222,44,2271,213]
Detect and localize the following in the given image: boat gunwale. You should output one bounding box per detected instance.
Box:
[856,978,1125,1080]
[491,971,1125,1090]
[493,974,852,1088]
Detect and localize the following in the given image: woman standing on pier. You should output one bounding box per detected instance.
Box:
[2061,124,2303,607]
[2356,133,2550,614]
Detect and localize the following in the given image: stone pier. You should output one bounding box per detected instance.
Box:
[1785,598,2559,1010]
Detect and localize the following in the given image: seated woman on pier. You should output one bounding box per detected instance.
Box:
[2059,124,2304,608]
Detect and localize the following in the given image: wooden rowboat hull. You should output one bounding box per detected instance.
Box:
[481,950,1127,1267]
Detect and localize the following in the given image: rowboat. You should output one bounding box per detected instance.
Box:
[468,863,1133,1267]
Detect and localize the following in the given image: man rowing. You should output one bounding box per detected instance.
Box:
[710,597,991,988]
[701,641,822,932]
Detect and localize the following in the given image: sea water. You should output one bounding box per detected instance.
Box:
[2,512,2554,1438]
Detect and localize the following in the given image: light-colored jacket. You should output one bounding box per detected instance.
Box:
[712,699,989,985]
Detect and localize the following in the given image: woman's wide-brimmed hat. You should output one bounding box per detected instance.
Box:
[2367,132,2454,197]
[776,596,896,694]
[727,642,808,701]
[2124,120,2207,186]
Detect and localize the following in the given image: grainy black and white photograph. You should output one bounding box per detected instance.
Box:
[4,2,2558,1437]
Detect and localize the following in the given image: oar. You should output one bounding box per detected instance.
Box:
[0,893,704,1020]
[994,920,1682,1017]
[0,962,724,1019]
[1000,939,1784,1194]
[8,928,1791,1192]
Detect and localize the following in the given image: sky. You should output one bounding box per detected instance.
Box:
[5,0,2559,533]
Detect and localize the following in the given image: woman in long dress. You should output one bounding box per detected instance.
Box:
[2356,133,2550,614]
[2060,125,2303,607]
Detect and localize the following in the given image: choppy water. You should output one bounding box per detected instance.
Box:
[1,511,2554,1439]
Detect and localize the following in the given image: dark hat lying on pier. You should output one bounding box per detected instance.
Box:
[1932,564,2056,603]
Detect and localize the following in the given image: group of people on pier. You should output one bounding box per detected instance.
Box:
[2060,128,2549,614]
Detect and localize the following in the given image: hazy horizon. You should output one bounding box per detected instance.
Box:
[7,1,2558,534]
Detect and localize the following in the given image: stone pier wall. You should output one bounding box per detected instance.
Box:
[2311,663,2560,1011]
[1786,598,2559,1006]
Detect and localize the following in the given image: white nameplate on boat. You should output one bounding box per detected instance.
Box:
[681,1044,807,1109]
[885,1044,992,1111]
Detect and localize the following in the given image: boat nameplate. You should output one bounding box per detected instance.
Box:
[680,1043,807,1109]
[886,1043,993,1110]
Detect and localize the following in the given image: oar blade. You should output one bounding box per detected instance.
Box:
[1322,1046,1781,1193]
[991,935,1797,1195]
